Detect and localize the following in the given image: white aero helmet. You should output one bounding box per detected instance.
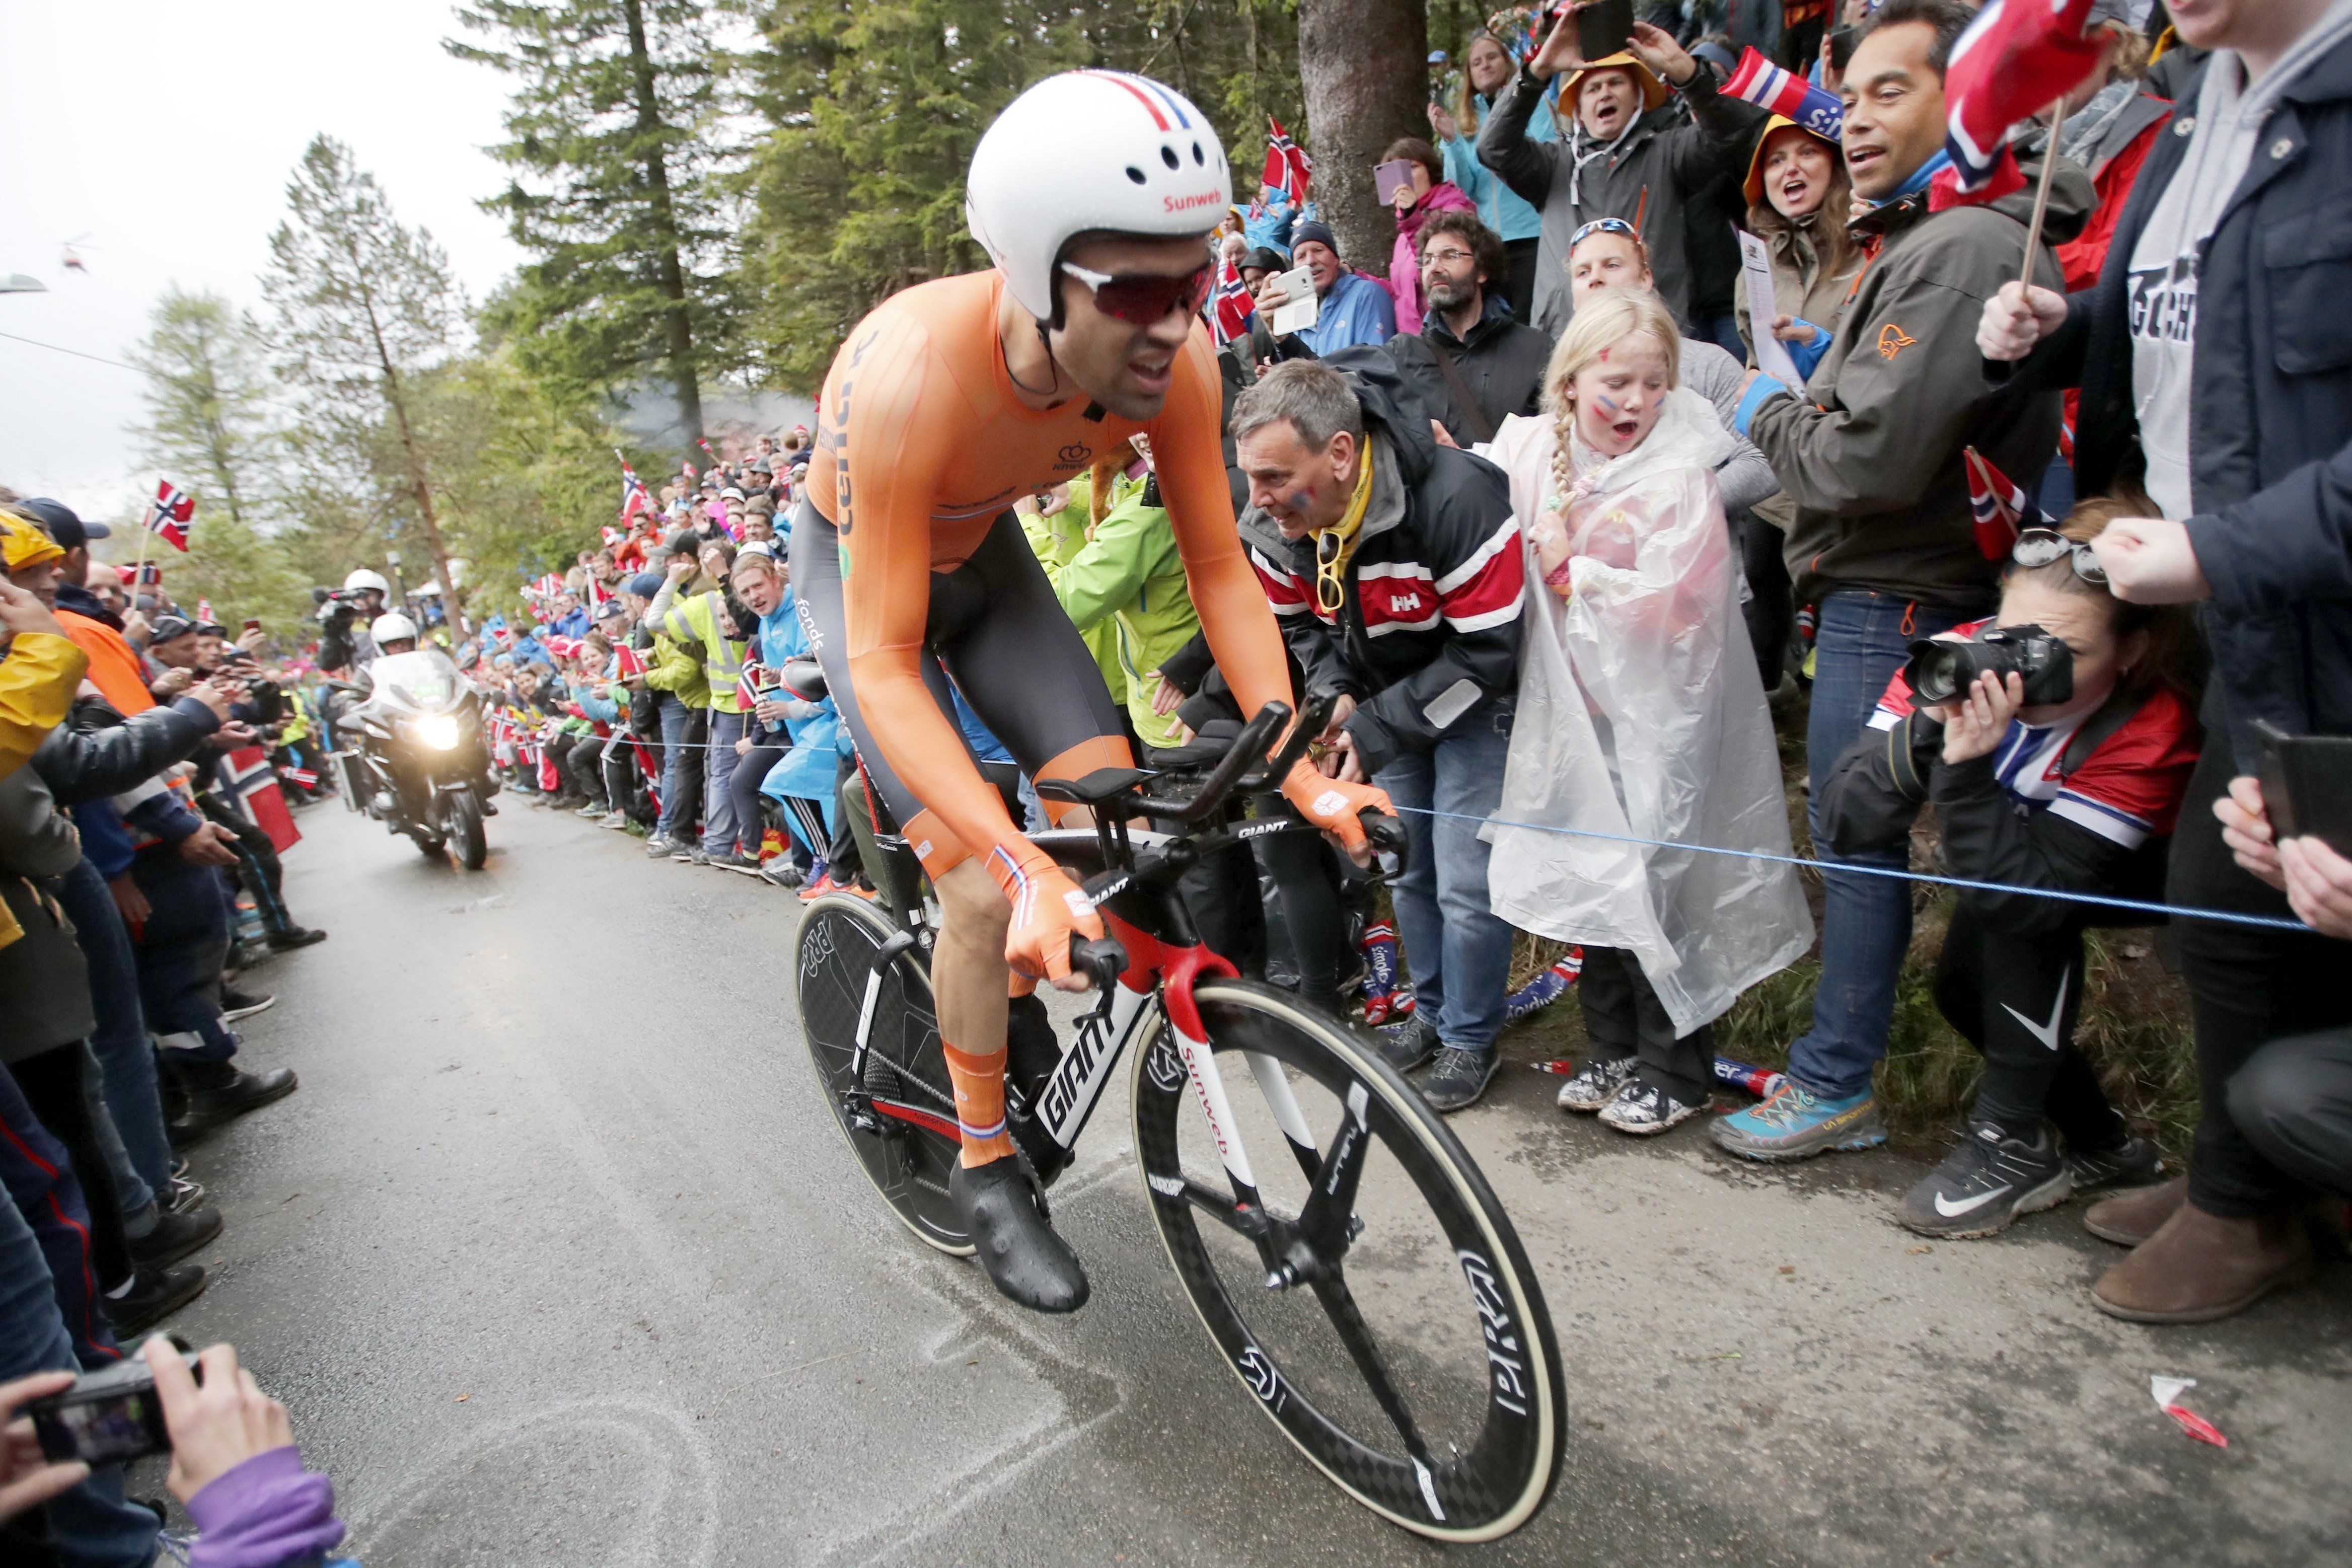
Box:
[370,612,418,644]
[344,568,391,595]
[967,70,1232,325]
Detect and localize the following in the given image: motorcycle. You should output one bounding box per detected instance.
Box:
[327,649,494,870]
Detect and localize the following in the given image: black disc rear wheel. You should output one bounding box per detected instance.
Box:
[1132,980,1562,1541]
[794,895,971,1255]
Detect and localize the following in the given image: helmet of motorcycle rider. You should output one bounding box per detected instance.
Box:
[343,568,391,598]
[371,612,418,649]
[964,70,1230,327]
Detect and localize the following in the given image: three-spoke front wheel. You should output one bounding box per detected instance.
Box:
[1131,981,1563,1542]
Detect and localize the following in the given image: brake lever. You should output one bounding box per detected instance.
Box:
[1067,933,1130,1026]
[1359,808,1407,880]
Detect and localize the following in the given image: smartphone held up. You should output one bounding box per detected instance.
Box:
[26,1352,202,1467]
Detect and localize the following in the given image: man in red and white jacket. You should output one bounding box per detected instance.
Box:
[1230,349,1526,1111]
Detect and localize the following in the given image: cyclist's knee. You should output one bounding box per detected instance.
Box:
[936,859,1011,933]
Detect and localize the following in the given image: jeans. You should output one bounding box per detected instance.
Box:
[1787,589,1978,1098]
[701,708,749,853]
[0,1154,157,1566]
[53,859,171,1202]
[655,695,706,842]
[1698,311,1747,363]
[0,1060,122,1370]
[1374,696,1516,1052]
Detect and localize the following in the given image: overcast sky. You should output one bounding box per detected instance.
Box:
[0,0,528,524]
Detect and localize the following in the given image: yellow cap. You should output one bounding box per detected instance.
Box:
[1563,53,1671,114]
[1742,115,1842,209]
[0,510,65,574]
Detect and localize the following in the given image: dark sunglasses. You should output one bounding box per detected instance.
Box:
[2011,527,2107,585]
[1060,260,1215,325]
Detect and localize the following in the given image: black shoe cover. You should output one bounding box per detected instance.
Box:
[951,1156,1090,1313]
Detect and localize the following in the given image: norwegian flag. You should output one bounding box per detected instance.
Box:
[279,765,320,792]
[618,459,652,526]
[196,599,215,625]
[696,437,718,465]
[736,659,771,714]
[525,572,567,602]
[613,643,647,679]
[143,481,194,552]
[1261,116,1312,204]
[601,524,626,548]
[1723,47,1844,139]
[1210,255,1257,346]
[1932,0,2107,208]
[681,461,698,482]
[484,613,516,650]
[1963,445,2056,561]
[221,746,302,853]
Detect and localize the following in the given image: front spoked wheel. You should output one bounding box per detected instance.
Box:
[793,895,972,1255]
[1132,980,1562,1541]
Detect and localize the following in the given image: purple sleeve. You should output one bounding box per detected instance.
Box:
[186,1446,348,1568]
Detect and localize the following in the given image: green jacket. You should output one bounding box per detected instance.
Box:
[660,590,748,715]
[1023,488,1127,710]
[1043,474,1200,752]
[643,630,709,708]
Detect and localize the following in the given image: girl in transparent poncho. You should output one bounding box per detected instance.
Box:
[1485,291,1813,1137]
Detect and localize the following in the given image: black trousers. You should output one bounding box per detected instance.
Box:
[560,732,605,804]
[1932,902,2126,1148]
[2169,740,2352,1214]
[1251,824,1348,1014]
[2228,1027,2352,1201]
[1501,237,1539,326]
[1579,945,1713,1104]
[10,1043,130,1290]
[198,793,292,940]
[731,737,789,850]
[1738,508,1795,687]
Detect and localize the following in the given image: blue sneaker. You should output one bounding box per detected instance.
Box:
[1711,1080,1886,1162]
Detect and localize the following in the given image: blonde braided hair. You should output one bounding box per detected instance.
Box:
[1537,290,1681,509]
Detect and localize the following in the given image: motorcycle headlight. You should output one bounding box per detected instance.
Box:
[414,713,461,751]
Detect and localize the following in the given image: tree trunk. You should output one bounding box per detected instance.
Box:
[361,288,468,637]
[1296,0,1428,280]
[622,0,703,453]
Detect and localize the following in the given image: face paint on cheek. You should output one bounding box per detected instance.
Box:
[1594,394,1622,417]
[1286,489,1315,514]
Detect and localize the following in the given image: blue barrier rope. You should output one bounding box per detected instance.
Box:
[1389,804,2313,935]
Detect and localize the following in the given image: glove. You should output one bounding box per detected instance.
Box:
[988,841,1103,984]
[1280,761,1392,852]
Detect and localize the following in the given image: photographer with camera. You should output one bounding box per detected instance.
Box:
[1821,497,2200,1240]
[313,571,390,676]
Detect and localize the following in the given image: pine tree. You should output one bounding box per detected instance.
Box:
[262,134,471,632]
[1298,0,1429,273]
[449,0,745,448]
[122,289,312,630]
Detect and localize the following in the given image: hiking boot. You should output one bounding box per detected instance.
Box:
[2091,1201,2313,1324]
[1598,1078,1705,1136]
[218,987,276,1024]
[951,1156,1089,1313]
[104,1264,208,1338]
[2067,1134,2164,1197]
[168,1060,298,1137]
[1421,1048,1499,1112]
[128,1204,223,1271]
[1557,1054,1637,1112]
[1712,1080,1886,1162]
[1374,1014,1440,1074]
[2084,1175,2188,1247]
[267,926,328,952]
[1897,1120,2071,1239]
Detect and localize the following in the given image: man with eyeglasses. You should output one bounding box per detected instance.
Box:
[792,71,1393,1315]
[1382,210,1551,449]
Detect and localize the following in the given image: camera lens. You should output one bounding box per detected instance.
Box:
[1908,644,1965,705]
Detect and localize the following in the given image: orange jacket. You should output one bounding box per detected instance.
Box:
[57,608,155,717]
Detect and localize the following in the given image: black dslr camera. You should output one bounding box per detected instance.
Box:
[1902,623,2074,708]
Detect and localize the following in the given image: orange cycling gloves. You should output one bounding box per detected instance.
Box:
[1280,762,1392,854]
[988,841,1105,985]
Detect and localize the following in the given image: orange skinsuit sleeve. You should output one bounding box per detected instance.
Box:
[837,313,1032,876]
[1146,330,1296,733]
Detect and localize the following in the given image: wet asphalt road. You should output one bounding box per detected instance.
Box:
[155,795,2349,1567]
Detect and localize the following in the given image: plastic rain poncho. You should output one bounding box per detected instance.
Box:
[1483,389,1812,1034]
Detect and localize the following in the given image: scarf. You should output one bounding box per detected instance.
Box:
[1310,444,1377,615]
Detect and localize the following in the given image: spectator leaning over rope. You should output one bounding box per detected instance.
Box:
[1714,0,2095,1168]
[1231,352,1526,1114]
[1476,11,1766,338]
[1382,210,1552,449]
[1975,0,2352,1325]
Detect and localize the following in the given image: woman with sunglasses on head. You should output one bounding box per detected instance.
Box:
[1819,496,2200,1239]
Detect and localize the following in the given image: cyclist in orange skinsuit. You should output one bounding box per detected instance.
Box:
[790,70,1391,1313]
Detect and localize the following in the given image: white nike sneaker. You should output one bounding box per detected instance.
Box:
[1897,1119,2072,1239]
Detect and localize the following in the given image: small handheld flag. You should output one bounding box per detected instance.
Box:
[1210,255,1258,346]
[1723,47,1843,139]
[1933,0,2107,209]
[142,481,194,552]
[1962,445,2055,561]
[1261,116,1312,204]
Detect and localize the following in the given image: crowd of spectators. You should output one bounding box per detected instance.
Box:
[5,1,2352,1552]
